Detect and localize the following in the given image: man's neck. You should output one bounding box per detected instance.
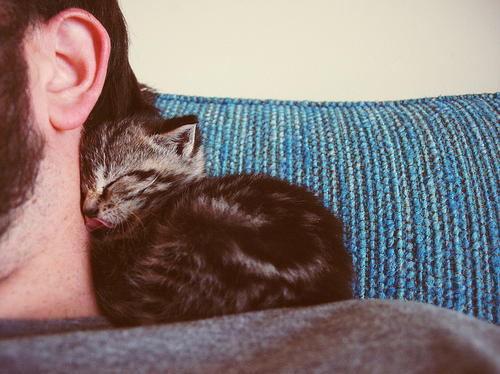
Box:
[0,144,100,319]
[0,220,100,319]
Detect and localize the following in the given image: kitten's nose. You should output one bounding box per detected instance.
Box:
[83,205,99,219]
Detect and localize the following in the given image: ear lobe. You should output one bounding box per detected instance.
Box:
[45,8,110,130]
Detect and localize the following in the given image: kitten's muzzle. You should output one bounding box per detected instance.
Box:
[82,200,115,232]
[83,205,99,219]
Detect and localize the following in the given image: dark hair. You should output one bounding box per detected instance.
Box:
[19,0,158,128]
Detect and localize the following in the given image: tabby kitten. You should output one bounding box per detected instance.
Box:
[80,112,354,326]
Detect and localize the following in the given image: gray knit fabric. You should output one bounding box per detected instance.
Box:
[1,300,499,373]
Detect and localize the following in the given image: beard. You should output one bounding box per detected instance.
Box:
[0,11,45,240]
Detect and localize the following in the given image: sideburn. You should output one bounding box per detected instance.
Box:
[0,18,45,238]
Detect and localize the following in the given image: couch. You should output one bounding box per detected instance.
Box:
[155,92,500,324]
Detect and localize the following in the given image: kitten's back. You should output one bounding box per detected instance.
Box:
[117,174,353,325]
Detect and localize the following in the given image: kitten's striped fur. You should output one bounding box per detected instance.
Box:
[80,113,354,326]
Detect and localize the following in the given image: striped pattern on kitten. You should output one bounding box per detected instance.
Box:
[80,113,354,326]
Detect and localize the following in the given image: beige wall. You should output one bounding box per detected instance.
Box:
[120,0,500,101]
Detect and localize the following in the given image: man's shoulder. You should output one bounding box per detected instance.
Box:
[1,301,499,374]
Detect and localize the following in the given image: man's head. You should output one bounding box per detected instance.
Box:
[0,0,153,241]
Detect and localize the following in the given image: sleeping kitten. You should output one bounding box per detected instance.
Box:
[80,112,354,326]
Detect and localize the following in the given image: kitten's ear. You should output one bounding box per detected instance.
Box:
[149,115,199,135]
[154,121,202,158]
[170,123,202,158]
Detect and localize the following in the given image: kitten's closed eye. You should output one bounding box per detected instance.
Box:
[82,175,149,232]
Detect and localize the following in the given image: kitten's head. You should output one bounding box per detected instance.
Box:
[80,113,205,235]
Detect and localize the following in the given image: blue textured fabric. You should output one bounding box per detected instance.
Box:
[155,92,500,324]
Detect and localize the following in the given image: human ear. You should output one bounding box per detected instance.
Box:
[45,8,111,130]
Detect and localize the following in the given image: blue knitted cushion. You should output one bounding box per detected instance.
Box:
[155,92,500,324]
